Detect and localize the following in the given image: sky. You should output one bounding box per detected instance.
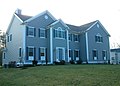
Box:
[0,0,120,48]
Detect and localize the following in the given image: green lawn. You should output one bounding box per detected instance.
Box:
[0,64,120,86]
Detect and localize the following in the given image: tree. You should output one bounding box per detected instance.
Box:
[0,30,6,66]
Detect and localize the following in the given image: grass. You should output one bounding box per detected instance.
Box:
[0,64,120,86]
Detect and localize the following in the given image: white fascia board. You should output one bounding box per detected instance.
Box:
[59,19,69,29]
[50,19,69,30]
[14,13,23,23]
[97,20,110,37]
[46,10,56,21]
[85,21,98,32]
[24,10,56,23]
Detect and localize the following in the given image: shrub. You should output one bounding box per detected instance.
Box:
[76,58,83,64]
[8,61,16,68]
[32,60,38,66]
[76,60,82,64]
[60,60,65,65]
[53,61,59,65]
[54,60,66,65]
[70,60,75,64]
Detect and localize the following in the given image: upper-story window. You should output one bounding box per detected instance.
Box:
[95,33,103,43]
[10,34,12,41]
[73,34,79,42]
[69,34,72,41]
[55,27,66,39]
[26,26,35,37]
[7,35,9,42]
[39,28,46,38]
[7,34,12,42]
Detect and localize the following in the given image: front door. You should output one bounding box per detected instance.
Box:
[56,47,65,61]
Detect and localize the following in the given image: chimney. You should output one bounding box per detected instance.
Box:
[15,9,22,14]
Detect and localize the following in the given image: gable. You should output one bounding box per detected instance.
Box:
[49,19,69,30]
[24,11,56,28]
[24,10,56,23]
[88,20,110,37]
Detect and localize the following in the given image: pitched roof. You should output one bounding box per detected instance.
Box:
[111,48,120,52]
[15,13,32,21]
[67,20,97,33]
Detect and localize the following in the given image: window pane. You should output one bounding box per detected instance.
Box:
[29,48,33,56]
[40,48,45,56]
[40,29,45,37]
[28,28,34,36]
[93,50,97,57]
[55,28,65,39]
[19,48,22,57]
[75,50,79,57]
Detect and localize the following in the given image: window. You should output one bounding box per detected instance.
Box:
[7,35,9,42]
[10,34,12,41]
[55,27,66,39]
[69,34,72,41]
[69,49,72,57]
[28,47,34,60]
[44,15,48,19]
[3,53,5,59]
[40,48,46,60]
[74,34,79,42]
[92,50,98,60]
[19,48,22,57]
[27,26,35,37]
[74,50,79,60]
[39,28,46,38]
[102,50,107,60]
[95,34,103,43]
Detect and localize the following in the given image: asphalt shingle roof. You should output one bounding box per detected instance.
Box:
[15,13,32,21]
[67,20,97,33]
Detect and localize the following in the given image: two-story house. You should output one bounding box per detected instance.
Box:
[2,9,110,66]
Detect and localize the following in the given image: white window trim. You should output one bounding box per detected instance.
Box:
[27,26,35,37]
[74,34,79,42]
[96,33,103,43]
[56,47,65,61]
[93,49,98,60]
[68,34,72,41]
[39,28,46,38]
[28,46,34,60]
[103,50,107,60]
[40,47,46,61]
[74,49,79,60]
[55,27,66,39]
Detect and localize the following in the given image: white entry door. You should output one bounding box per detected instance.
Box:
[56,47,65,61]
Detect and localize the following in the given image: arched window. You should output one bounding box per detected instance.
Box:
[54,27,66,39]
[95,33,103,43]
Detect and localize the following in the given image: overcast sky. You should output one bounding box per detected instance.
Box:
[0,0,120,48]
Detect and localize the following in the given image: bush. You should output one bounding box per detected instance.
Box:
[8,61,16,68]
[70,60,75,64]
[53,61,59,65]
[32,60,38,66]
[60,60,65,65]
[54,60,66,65]
[76,58,83,64]
[76,60,82,64]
